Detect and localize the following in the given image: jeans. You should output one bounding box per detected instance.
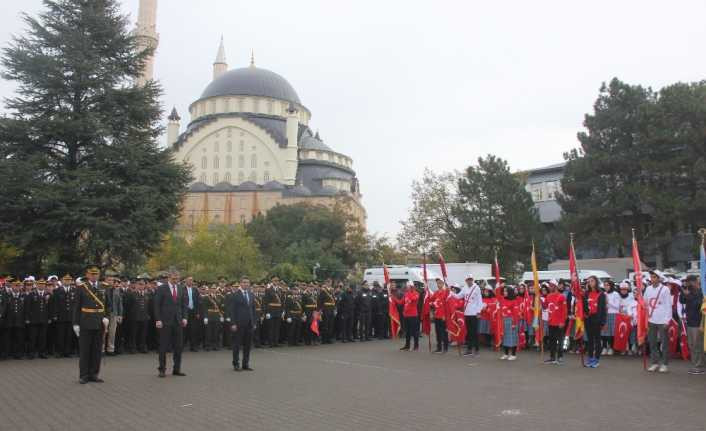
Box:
[686,326,704,369]
[464,316,479,352]
[648,322,668,366]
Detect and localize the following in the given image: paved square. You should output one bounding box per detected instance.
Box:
[0,339,703,431]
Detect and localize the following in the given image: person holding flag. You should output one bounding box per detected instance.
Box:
[499,286,521,360]
[450,274,484,357]
[644,270,672,373]
[678,275,703,374]
[544,280,567,365]
[430,278,449,354]
[393,282,420,351]
[583,276,607,368]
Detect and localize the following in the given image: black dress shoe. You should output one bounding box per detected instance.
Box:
[79,378,89,384]
[173,371,186,376]
[158,371,166,378]
[242,366,254,371]
[89,377,104,383]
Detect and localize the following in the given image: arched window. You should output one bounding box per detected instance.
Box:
[213,172,219,184]
[251,154,257,169]
[238,155,244,168]
[214,141,219,152]
[199,173,207,183]
[263,171,270,182]
[249,171,256,182]
[213,157,219,169]
[226,155,232,169]
[238,171,244,183]
[201,157,207,169]
[224,172,231,183]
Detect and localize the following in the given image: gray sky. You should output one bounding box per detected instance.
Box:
[2,0,705,237]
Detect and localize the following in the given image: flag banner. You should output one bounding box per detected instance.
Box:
[494,253,502,296]
[493,301,503,348]
[421,255,432,336]
[569,238,585,340]
[632,236,648,345]
[613,313,632,352]
[383,264,391,286]
[667,319,679,355]
[445,295,466,344]
[531,243,543,345]
[438,252,448,283]
[679,318,690,361]
[310,311,320,336]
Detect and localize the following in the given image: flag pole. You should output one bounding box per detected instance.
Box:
[424,252,431,353]
[531,241,543,363]
[570,233,585,367]
[632,228,648,371]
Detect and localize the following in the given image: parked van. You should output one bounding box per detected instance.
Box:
[521,270,612,284]
[363,266,442,291]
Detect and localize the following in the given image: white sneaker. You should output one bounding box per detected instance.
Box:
[658,365,668,373]
[508,355,517,361]
[601,347,607,356]
[500,354,509,360]
[607,348,614,356]
[647,364,659,372]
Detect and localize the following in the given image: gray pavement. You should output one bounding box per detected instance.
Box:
[0,339,703,431]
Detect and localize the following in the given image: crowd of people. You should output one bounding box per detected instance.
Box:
[1,269,704,380]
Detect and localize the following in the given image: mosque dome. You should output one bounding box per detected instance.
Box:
[199,67,301,105]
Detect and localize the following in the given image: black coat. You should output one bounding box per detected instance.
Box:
[72,281,107,330]
[4,293,26,328]
[125,290,150,322]
[227,289,257,327]
[53,286,78,323]
[153,283,188,326]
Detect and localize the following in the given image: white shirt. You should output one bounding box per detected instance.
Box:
[605,291,621,314]
[451,283,484,316]
[643,283,672,325]
[617,295,635,317]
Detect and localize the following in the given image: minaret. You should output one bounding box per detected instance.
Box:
[135,0,159,86]
[284,103,299,185]
[167,107,181,146]
[213,37,227,80]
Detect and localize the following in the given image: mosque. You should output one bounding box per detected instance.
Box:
[135,0,366,228]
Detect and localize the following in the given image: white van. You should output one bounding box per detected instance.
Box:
[521,270,612,284]
[363,266,443,291]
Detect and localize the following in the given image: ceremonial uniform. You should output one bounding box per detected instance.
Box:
[26,285,52,359]
[252,293,263,347]
[53,278,78,357]
[263,286,282,347]
[201,294,223,351]
[125,289,149,353]
[356,288,372,341]
[3,289,26,359]
[284,293,304,346]
[301,291,317,345]
[73,273,107,383]
[317,287,337,344]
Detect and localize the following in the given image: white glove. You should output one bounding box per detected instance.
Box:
[226,317,231,322]
[287,317,292,323]
[333,310,337,316]
[265,313,271,319]
[102,317,109,327]
[301,316,307,322]
[204,318,208,325]
[117,316,123,324]
[73,325,80,337]
[281,312,285,319]
[220,317,224,323]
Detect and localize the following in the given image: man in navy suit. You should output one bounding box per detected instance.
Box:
[153,271,188,378]
[228,276,257,371]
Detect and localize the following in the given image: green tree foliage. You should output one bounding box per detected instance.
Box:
[560,78,706,263]
[399,157,547,277]
[0,0,191,275]
[147,221,264,282]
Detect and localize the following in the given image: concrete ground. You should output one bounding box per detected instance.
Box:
[0,338,703,431]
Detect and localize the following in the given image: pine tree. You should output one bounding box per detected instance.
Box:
[0,0,192,274]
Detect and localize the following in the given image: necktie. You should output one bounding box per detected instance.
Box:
[244,290,249,304]
[172,286,177,301]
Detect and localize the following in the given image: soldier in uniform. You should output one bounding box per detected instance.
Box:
[73,266,108,384]
[54,275,79,357]
[356,283,373,341]
[373,282,389,339]
[317,282,336,344]
[3,280,26,359]
[221,284,233,349]
[302,285,318,345]
[341,285,356,343]
[252,286,263,348]
[284,288,304,346]
[26,279,52,359]
[0,278,9,359]
[201,286,223,351]
[125,279,149,353]
[263,280,283,347]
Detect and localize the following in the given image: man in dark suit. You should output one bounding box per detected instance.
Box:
[153,271,188,378]
[183,277,200,352]
[228,276,256,371]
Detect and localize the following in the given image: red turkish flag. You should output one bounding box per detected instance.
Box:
[667,319,679,355]
[438,253,448,283]
[445,296,466,344]
[632,237,648,345]
[680,319,690,361]
[613,313,632,352]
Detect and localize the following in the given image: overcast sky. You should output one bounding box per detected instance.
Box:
[2,0,705,237]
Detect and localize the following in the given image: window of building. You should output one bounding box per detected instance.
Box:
[238,98,244,112]
[224,172,231,183]
[213,172,219,184]
[263,171,270,182]
[201,157,207,169]
[213,157,219,169]
[251,154,257,169]
[225,99,230,112]
[267,101,273,114]
[199,173,207,183]
[530,183,543,202]
[253,99,260,112]
[227,128,232,138]
[210,100,216,113]
[226,155,232,169]
[238,155,244,168]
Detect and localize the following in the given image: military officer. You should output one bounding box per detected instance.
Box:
[263,280,283,347]
[302,286,318,345]
[125,279,149,353]
[73,266,108,384]
[26,279,52,359]
[200,286,223,351]
[3,280,26,359]
[318,282,337,344]
[356,283,373,341]
[284,288,304,346]
[54,275,79,357]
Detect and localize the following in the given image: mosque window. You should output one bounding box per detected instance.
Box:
[263,171,270,182]
[251,154,257,169]
[227,141,232,152]
[210,100,216,113]
[238,155,244,168]
[199,173,207,183]
[226,155,232,168]
[201,157,207,169]
[249,171,256,181]
[213,157,219,169]
[224,172,231,183]
[213,172,219,184]
[316,151,323,159]
[214,141,219,152]
[238,171,244,183]
[225,99,231,111]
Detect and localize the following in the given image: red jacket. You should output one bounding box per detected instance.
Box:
[393,290,419,317]
[545,292,567,326]
[430,288,449,320]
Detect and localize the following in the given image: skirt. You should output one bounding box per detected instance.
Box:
[502,317,518,347]
[479,319,490,334]
[601,313,616,336]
